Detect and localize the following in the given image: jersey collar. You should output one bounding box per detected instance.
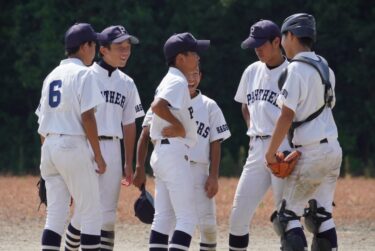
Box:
[60,57,85,66]
[168,67,188,83]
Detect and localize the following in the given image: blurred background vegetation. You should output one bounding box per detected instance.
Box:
[1,0,374,176]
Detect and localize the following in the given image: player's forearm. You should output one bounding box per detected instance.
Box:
[209,140,221,178]
[136,127,150,169]
[241,104,250,128]
[123,122,136,167]
[267,106,294,156]
[151,98,183,128]
[82,109,102,157]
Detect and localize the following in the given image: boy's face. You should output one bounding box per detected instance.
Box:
[254,37,281,65]
[101,40,132,68]
[186,66,201,97]
[281,32,293,59]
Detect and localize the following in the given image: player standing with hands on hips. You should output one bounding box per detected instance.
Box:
[265,13,342,251]
[36,23,106,250]
[65,25,144,251]
[147,32,209,251]
[134,64,231,251]
[228,20,290,251]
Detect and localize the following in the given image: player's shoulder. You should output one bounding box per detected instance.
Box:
[200,93,221,112]
[243,61,264,75]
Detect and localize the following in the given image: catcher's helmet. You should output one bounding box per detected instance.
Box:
[134,184,155,224]
[281,13,316,41]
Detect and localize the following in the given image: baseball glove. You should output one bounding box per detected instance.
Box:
[37,177,47,210]
[267,150,301,178]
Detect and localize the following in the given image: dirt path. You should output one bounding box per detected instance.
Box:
[0,176,374,250]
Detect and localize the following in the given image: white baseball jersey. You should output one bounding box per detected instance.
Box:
[36,58,104,136]
[277,51,338,146]
[144,91,231,165]
[234,59,289,136]
[90,62,144,138]
[189,91,231,164]
[150,67,197,148]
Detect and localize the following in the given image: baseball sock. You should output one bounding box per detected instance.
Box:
[285,227,308,248]
[100,230,115,250]
[65,223,80,251]
[200,242,217,251]
[317,228,338,248]
[229,233,249,251]
[149,230,169,250]
[169,230,192,251]
[41,229,61,250]
[81,233,100,250]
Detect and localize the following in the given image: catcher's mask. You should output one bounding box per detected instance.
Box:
[134,184,155,224]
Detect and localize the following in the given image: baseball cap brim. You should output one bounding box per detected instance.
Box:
[112,34,140,44]
[241,37,268,49]
[196,40,210,52]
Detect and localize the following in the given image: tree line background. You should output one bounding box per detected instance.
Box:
[1,0,374,176]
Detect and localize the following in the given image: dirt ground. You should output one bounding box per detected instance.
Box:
[0,176,374,251]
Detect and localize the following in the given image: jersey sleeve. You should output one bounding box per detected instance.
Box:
[122,82,142,125]
[329,68,336,108]
[234,67,250,104]
[142,108,153,127]
[79,70,104,114]
[156,80,187,110]
[276,68,304,113]
[209,102,231,142]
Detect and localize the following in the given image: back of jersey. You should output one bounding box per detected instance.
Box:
[37,58,102,136]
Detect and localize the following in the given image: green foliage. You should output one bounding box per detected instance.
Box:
[1,0,373,176]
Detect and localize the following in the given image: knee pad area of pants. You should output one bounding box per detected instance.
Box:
[303,199,332,234]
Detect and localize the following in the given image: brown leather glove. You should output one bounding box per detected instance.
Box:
[267,150,301,178]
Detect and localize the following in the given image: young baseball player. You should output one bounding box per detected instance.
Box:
[65,25,144,251]
[36,23,106,250]
[265,13,342,251]
[146,32,209,251]
[133,65,231,251]
[228,20,290,251]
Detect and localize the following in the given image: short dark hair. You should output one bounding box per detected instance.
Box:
[65,41,94,56]
[296,36,314,50]
[167,51,189,67]
[99,43,111,58]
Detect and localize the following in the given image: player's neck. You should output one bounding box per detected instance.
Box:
[266,53,285,69]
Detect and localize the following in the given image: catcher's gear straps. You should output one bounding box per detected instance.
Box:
[303,199,332,234]
[271,199,305,251]
[278,55,334,148]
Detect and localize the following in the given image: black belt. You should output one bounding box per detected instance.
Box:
[98,136,115,140]
[294,138,328,148]
[161,139,170,144]
[251,135,271,140]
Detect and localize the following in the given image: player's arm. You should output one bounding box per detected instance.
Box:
[265,105,295,164]
[241,103,250,128]
[133,126,151,189]
[123,122,136,183]
[82,108,106,174]
[151,97,185,138]
[205,139,221,199]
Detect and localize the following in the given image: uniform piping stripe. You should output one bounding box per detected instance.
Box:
[80,243,100,249]
[168,243,189,250]
[66,230,80,239]
[100,243,114,250]
[229,246,246,251]
[200,243,217,247]
[65,237,80,247]
[101,237,115,243]
[41,245,60,250]
[149,243,169,248]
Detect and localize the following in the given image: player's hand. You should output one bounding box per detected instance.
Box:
[133,166,146,189]
[121,164,134,186]
[161,123,186,138]
[205,175,219,199]
[265,152,277,165]
[94,154,106,174]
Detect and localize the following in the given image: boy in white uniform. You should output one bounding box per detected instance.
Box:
[36,23,106,250]
[65,25,144,251]
[228,20,290,251]
[134,65,231,251]
[266,13,342,251]
[145,32,209,251]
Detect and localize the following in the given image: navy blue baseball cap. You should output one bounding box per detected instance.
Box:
[241,20,281,49]
[99,25,139,45]
[64,23,101,49]
[163,32,210,61]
